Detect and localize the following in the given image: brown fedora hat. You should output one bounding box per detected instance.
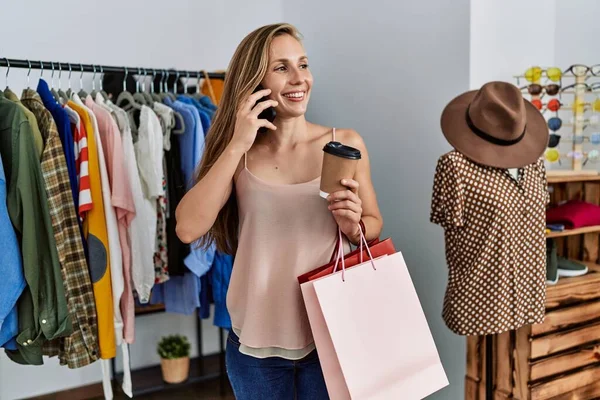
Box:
[441,81,548,168]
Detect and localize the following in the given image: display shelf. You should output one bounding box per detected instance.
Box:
[547,173,600,184]
[546,226,600,238]
[545,261,600,309]
[134,303,166,316]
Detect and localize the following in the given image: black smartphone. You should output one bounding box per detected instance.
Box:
[253,85,276,133]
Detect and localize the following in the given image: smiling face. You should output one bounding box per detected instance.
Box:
[261,33,313,119]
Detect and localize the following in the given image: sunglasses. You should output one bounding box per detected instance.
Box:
[548,117,562,131]
[564,64,600,77]
[544,149,600,164]
[524,66,563,83]
[560,83,594,93]
[546,134,600,149]
[521,84,561,96]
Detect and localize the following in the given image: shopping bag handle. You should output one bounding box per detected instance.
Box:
[329,219,377,263]
[332,224,377,281]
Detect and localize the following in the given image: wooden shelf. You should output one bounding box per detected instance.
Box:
[545,261,600,309]
[547,171,600,184]
[546,226,600,238]
[135,303,166,315]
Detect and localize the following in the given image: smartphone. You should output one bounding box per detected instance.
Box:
[253,85,276,133]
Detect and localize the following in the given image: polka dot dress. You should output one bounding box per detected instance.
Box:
[430,151,549,336]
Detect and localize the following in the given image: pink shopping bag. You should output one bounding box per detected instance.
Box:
[301,228,448,399]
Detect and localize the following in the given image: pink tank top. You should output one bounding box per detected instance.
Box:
[227,128,349,359]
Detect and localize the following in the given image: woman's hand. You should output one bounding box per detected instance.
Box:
[327,179,363,244]
[230,88,278,153]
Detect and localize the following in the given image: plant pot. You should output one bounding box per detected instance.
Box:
[160,356,190,384]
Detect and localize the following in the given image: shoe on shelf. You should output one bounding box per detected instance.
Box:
[546,239,559,285]
[557,257,588,278]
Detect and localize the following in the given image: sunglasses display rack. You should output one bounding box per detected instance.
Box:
[515,65,600,175]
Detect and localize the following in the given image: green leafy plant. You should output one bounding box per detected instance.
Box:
[157,335,191,360]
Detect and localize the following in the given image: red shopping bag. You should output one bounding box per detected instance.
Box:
[300,228,448,399]
[297,222,396,284]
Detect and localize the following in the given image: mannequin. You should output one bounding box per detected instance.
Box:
[432,82,550,336]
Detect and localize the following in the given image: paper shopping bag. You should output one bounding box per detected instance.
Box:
[302,249,448,399]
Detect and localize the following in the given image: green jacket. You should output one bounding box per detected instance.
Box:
[0,91,72,365]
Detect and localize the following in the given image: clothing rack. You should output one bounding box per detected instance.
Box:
[2,57,228,397]
[0,58,226,80]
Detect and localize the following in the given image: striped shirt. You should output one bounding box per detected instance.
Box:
[72,113,92,217]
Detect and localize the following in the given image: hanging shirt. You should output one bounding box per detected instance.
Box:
[21,89,99,368]
[3,88,44,157]
[90,95,137,343]
[163,98,196,187]
[80,95,125,345]
[37,80,79,209]
[0,151,25,351]
[177,96,211,137]
[67,99,116,360]
[107,101,155,304]
[430,151,548,336]
[211,251,233,329]
[65,105,93,218]
[164,133,190,277]
[0,91,72,365]
[135,106,168,283]
[153,102,175,152]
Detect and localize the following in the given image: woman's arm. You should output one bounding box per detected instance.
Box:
[327,129,384,245]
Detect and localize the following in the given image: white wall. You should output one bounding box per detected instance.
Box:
[0,1,283,399]
[470,0,556,90]
[284,1,470,399]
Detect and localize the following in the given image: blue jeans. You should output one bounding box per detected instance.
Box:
[226,330,330,399]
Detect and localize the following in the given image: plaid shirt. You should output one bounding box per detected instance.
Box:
[21,89,99,368]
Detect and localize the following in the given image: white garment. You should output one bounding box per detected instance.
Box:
[107,100,156,303]
[134,106,165,259]
[153,102,175,151]
[73,94,131,399]
[136,106,165,199]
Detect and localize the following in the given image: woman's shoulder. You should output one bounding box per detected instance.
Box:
[309,123,365,150]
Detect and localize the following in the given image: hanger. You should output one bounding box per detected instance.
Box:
[77,63,89,99]
[2,57,9,92]
[99,65,109,100]
[132,67,149,106]
[150,68,162,102]
[141,68,155,105]
[192,70,204,100]
[116,67,142,110]
[116,66,142,130]
[57,63,71,104]
[90,65,100,99]
[50,62,61,102]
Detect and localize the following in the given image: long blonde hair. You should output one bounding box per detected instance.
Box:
[194,23,303,255]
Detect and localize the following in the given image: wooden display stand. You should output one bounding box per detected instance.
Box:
[465,174,600,400]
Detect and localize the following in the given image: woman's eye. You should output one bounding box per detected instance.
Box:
[275,66,287,72]
[300,64,309,69]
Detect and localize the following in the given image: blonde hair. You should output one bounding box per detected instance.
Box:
[193,23,303,255]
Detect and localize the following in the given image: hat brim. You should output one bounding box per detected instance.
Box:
[440,90,549,168]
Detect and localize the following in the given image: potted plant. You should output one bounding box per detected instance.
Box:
[157,334,191,384]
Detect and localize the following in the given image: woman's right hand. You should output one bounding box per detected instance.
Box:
[231,88,278,153]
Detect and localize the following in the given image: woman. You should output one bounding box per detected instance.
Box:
[176,23,383,399]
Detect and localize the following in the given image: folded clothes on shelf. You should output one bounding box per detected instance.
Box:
[546,223,565,232]
[546,200,600,229]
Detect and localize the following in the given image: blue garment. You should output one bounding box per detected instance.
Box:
[37,79,78,208]
[199,96,218,113]
[178,96,212,134]
[163,98,198,188]
[150,273,200,315]
[211,252,233,329]
[0,152,26,350]
[226,330,329,399]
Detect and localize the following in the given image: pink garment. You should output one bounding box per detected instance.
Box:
[227,128,350,359]
[85,97,136,343]
[546,200,600,229]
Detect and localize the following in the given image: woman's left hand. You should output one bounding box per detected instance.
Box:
[327,179,362,243]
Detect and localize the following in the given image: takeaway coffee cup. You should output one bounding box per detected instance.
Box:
[319,141,362,199]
